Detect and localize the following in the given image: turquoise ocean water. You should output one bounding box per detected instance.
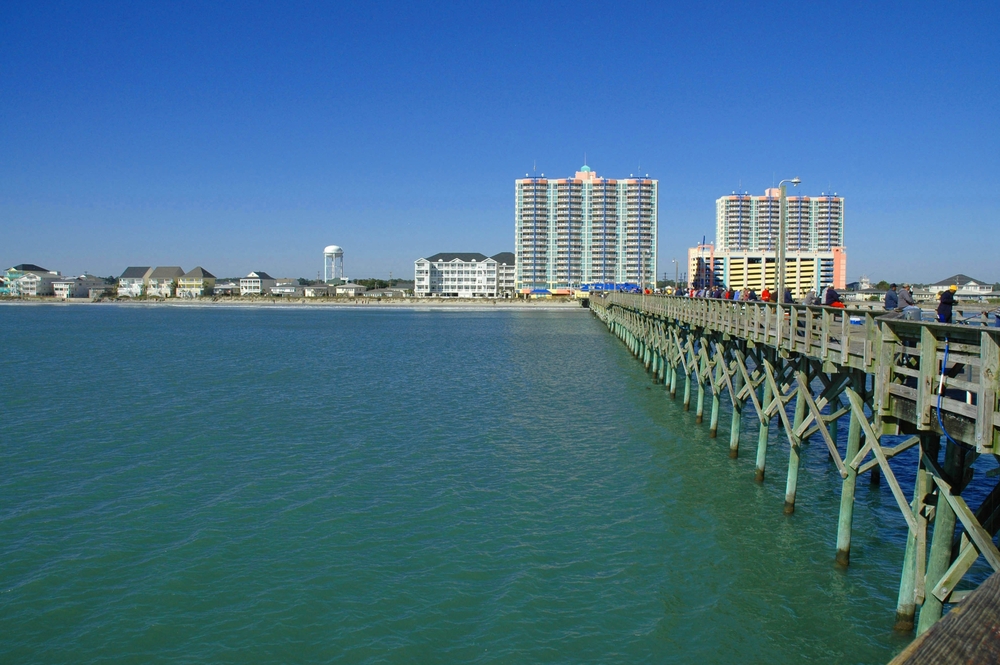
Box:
[1,305,918,663]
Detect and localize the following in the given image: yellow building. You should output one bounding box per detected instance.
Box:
[176,267,216,298]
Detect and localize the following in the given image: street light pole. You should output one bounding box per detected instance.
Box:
[777,177,801,302]
[672,258,678,289]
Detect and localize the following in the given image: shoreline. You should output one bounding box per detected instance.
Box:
[0,297,589,311]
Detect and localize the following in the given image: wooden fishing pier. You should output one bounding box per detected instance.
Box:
[589,292,1000,642]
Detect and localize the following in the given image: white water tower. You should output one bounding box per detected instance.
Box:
[324,245,344,282]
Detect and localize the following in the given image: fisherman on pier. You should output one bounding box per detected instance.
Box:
[937,284,957,323]
[884,284,898,310]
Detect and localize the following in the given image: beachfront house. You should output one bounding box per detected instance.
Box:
[118,266,153,297]
[146,267,185,298]
[53,275,107,299]
[364,288,409,298]
[4,264,62,296]
[239,271,276,295]
[303,285,330,297]
[270,281,305,297]
[213,281,239,296]
[928,274,995,297]
[334,282,367,297]
[12,272,61,296]
[177,267,216,298]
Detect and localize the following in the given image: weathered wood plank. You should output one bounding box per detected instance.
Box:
[889,571,1000,664]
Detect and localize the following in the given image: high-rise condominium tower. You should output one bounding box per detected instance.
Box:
[515,165,657,291]
[687,189,846,296]
[715,189,844,252]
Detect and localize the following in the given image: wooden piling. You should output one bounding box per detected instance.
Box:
[730,369,744,458]
[683,367,692,411]
[754,365,772,482]
[709,351,721,437]
[695,376,705,423]
[783,377,809,514]
[917,441,963,635]
[836,373,865,566]
[895,434,937,632]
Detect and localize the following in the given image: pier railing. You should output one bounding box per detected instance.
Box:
[598,293,999,453]
[589,292,1000,646]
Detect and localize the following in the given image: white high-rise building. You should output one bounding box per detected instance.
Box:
[514,165,657,291]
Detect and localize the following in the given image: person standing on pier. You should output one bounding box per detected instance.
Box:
[937,284,957,323]
[897,284,921,320]
[898,284,915,309]
[884,284,899,310]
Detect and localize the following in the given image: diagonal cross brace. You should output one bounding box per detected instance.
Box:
[763,361,801,448]
[923,453,1000,573]
[794,370,847,477]
[845,387,917,532]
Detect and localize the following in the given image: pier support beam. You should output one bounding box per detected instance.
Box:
[917,440,964,635]
[895,433,937,632]
[783,375,809,514]
[755,367,773,482]
[730,368,744,458]
[695,376,705,423]
[709,389,720,438]
[683,366,692,411]
[709,353,721,437]
[835,372,865,566]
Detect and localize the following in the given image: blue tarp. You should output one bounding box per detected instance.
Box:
[580,282,640,293]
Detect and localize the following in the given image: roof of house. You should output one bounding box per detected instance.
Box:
[336,282,367,289]
[10,264,49,272]
[423,252,489,262]
[182,266,215,279]
[120,266,151,279]
[244,271,274,280]
[932,274,989,286]
[149,266,185,279]
[55,274,104,282]
[491,252,515,265]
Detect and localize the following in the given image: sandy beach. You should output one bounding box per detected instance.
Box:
[0,296,589,311]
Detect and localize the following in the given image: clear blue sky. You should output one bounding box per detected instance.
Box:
[2,1,997,282]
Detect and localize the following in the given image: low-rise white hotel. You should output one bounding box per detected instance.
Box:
[414,252,514,297]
